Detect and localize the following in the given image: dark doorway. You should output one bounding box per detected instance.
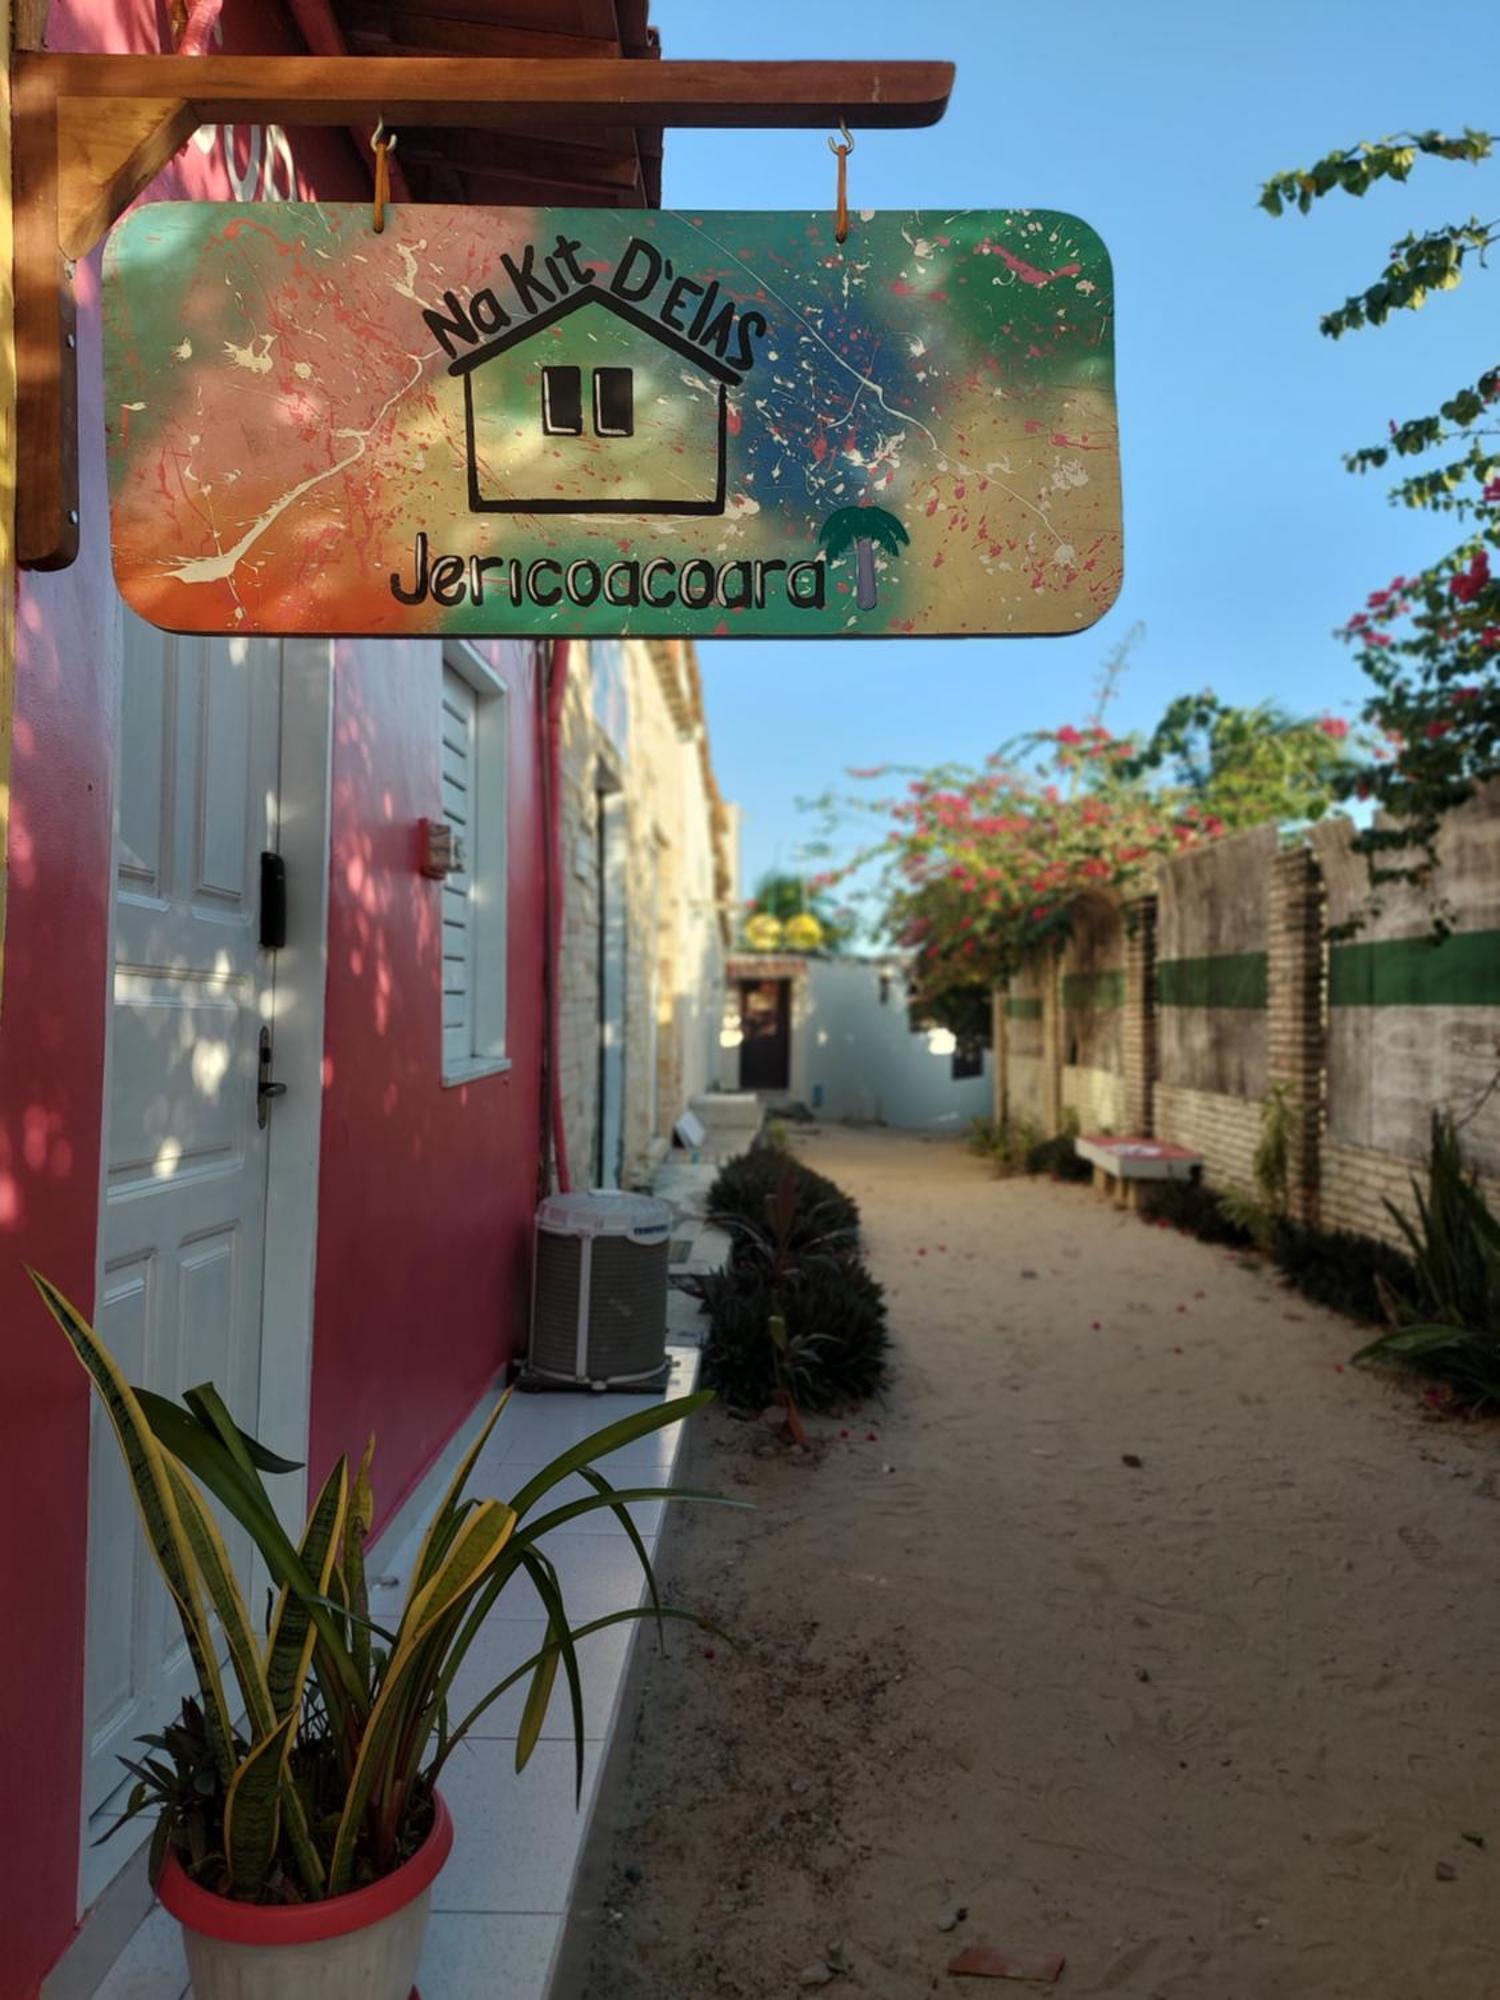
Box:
[738,978,791,1091]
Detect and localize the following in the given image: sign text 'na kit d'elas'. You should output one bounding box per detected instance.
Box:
[103,206,1121,640]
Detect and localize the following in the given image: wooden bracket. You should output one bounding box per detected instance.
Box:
[10,53,955,570]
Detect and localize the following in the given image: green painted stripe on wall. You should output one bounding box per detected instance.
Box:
[1062,970,1124,1010]
[1006,997,1044,1020]
[1330,929,1500,1007]
[1156,952,1268,1009]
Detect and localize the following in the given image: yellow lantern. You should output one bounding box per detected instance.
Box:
[744,912,784,951]
[783,911,825,952]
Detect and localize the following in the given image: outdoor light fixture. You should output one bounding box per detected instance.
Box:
[418,817,463,880]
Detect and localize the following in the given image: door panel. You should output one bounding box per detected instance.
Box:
[739,979,791,1092]
[84,1262,154,1755]
[85,620,281,1826]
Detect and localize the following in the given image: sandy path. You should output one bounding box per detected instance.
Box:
[582,1128,1500,1999]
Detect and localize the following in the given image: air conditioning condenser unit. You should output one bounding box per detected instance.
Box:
[524,1190,673,1392]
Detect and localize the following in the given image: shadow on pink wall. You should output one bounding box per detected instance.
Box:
[308,638,547,1542]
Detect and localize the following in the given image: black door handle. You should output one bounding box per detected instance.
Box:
[257,1025,286,1129]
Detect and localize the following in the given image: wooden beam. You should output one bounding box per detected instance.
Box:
[397,150,641,204]
[58,94,198,261]
[20,54,955,136]
[404,129,645,190]
[12,60,76,569]
[11,49,954,568]
[340,16,626,63]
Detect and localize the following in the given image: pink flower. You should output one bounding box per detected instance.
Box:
[1452,549,1491,603]
[1318,715,1349,741]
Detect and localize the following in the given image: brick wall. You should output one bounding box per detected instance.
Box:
[1062,1064,1125,1131]
[1155,1083,1264,1192]
[1323,1138,1500,1250]
[991,985,1007,1131]
[1001,953,1058,1134]
[1157,823,1274,1101]
[993,789,1500,1247]
[1122,894,1157,1135]
[1311,783,1500,1244]
[1266,846,1325,1225]
[1313,783,1500,1184]
[1060,895,1125,1134]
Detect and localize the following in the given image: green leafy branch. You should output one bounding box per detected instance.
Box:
[1261,125,1500,918]
[1259,128,1497,216]
[1317,219,1498,337]
[1382,443,1500,515]
[1345,365,1500,474]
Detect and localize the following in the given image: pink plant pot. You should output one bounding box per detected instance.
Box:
[157,1793,453,2000]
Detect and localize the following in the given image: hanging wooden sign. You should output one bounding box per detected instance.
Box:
[102,204,1121,639]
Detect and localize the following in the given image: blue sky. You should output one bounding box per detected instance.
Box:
[653,0,1498,894]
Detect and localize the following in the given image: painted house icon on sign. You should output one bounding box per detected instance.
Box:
[450,286,741,516]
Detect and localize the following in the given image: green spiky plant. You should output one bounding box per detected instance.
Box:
[1218,1083,1299,1250]
[32,1269,727,1903]
[1352,1113,1500,1406]
[817,505,909,611]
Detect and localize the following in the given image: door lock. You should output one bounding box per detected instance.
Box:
[257,1025,287,1129]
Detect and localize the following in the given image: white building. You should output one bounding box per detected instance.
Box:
[718,952,993,1132]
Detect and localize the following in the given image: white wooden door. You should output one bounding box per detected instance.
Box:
[85,616,282,1829]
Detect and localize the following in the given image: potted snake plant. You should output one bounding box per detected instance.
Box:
[32,1270,721,2000]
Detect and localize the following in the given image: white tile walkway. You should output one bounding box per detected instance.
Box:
[85,1342,705,2000]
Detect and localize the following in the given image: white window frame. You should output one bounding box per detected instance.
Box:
[441,642,510,1085]
[541,363,584,437]
[592,365,635,437]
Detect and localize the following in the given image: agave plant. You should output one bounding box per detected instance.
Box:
[32,1270,724,1902]
[1352,1113,1500,1407]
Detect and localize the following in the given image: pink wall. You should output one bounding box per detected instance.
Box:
[0,7,370,1988]
[0,249,119,2000]
[309,638,547,1532]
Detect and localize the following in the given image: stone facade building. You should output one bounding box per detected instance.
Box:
[556,639,735,1190]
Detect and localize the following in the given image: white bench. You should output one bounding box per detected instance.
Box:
[1075,1134,1203,1209]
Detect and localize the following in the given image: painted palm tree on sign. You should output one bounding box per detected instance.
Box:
[818,505,910,612]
